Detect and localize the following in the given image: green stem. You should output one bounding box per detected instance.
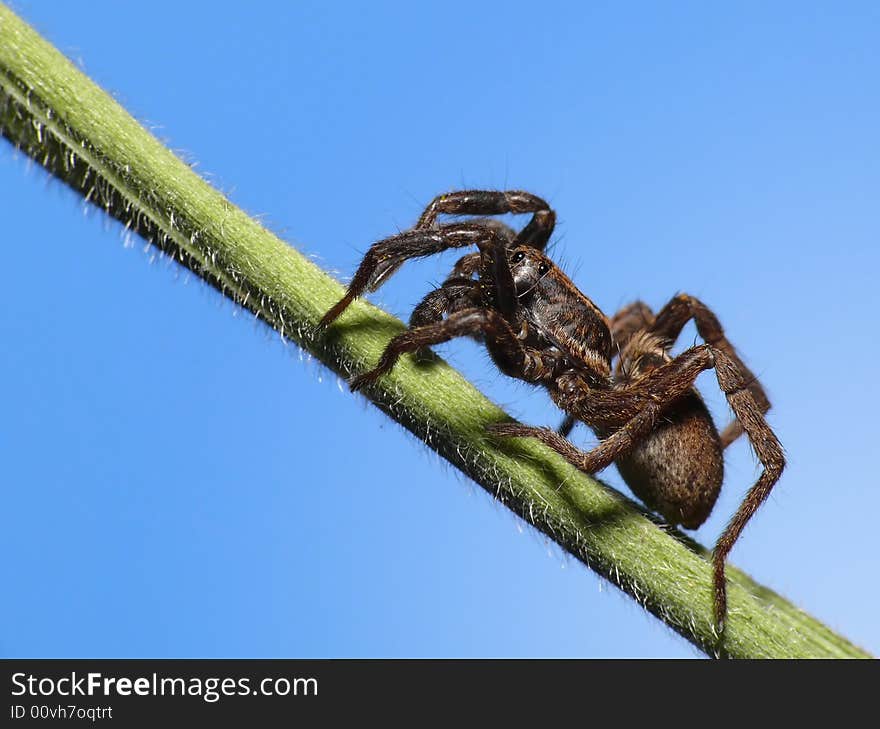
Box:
[0,5,868,658]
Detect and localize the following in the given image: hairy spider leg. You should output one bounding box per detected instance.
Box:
[321,191,557,330]
[415,190,556,251]
[708,349,784,633]
[319,223,502,329]
[348,308,568,393]
[493,344,720,472]
[409,281,481,328]
[598,295,772,450]
[556,300,654,438]
[491,343,784,633]
[425,219,517,322]
[648,294,772,449]
[557,414,578,438]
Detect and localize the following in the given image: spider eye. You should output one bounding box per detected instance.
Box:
[511,251,526,263]
[538,262,550,275]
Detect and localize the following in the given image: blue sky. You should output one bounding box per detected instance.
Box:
[1,1,877,657]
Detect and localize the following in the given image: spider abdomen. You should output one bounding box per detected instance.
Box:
[616,392,723,530]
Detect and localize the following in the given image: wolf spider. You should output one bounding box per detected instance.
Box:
[319,190,784,633]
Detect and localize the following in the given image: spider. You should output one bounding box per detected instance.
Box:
[319,189,785,634]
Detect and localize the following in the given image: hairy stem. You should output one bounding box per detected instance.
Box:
[0,5,869,659]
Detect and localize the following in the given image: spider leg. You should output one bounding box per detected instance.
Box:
[320,223,505,329]
[607,344,783,631]
[609,301,656,348]
[349,308,565,392]
[496,343,783,630]
[433,221,514,291]
[452,218,518,247]
[560,301,658,437]
[420,220,518,326]
[490,404,661,475]
[499,345,720,473]
[415,190,556,250]
[554,301,655,438]
[446,251,483,281]
[557,414,578,438]
[650,294,772,449]
[707,348,785,632]
[406,224,519,348]
[409,281,480,328]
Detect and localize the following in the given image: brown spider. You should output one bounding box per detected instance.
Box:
[319,190,785,634]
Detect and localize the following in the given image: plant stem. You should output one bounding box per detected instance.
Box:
[0,4,869,658]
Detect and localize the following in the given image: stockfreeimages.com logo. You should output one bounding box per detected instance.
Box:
[11,671,318,703]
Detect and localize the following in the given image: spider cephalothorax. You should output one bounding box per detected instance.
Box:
[320,189,784,635]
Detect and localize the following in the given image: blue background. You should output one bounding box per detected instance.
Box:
[1,2,877,658]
